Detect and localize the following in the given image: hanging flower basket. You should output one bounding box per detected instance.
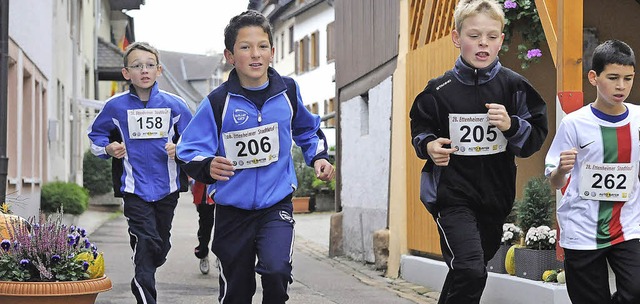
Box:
[0,275,112,304]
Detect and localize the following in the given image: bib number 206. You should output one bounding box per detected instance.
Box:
[236,137,271,157]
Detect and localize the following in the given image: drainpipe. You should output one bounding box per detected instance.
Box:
[0,1,9,200]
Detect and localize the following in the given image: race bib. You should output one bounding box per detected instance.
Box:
[579,162,637,202]
[449,113,507,156]
[127,108,171,139]
[222,122,280,169]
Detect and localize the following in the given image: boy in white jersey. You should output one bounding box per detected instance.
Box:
[545,39,640,304]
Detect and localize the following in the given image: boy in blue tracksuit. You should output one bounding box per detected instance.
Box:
[176,10,335,303]
[87,41,192,304]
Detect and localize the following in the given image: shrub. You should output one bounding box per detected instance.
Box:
[40,182,89,215]
[292,146,316,197]
[516,175,555,232]
[82,150,112,196]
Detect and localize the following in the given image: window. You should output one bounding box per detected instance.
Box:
[274,36,279,63]
[296,37,310,74]
[310,31,319,69]
[327,22,335,62]
[324,98,335,127]
[280,32,285,60]
[288,26,294,53]
[360,93,369,136]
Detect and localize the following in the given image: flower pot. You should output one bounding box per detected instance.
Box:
[514,248,563,281]
[0,275,112,304]
[292,197,311,213]
[487,244,509,273]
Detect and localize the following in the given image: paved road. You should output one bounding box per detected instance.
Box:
[90,193,437,303]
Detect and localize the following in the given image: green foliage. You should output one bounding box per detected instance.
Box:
[292,146,316,197]
[82,150,112,196]
[41,182,89,215]
[499,0,546,69]
[0,215,95,282]
[312,178,335,192]
[516,175,555,232]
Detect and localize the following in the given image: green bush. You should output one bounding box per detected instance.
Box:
[516,175,555,231]
[82,150,112,196]
[40,181,89,215]
[292,146,316,197]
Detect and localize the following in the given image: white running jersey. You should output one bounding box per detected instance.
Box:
[545,104,640,250]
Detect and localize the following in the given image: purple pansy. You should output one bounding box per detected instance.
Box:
[1,239,10,251]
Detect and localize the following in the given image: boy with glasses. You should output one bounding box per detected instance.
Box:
[87,41,192,304]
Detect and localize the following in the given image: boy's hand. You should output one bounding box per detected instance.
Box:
[426,138,457,166]
[314,159,335,181]
[557,148,578,175]
[486,103,511,132]
[209,156,235,181]
[165,143,176,159]
[106,142,126,159]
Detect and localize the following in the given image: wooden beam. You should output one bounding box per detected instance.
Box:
[555,0,583,262]
[557,0,583,92]
[535,0,558,67]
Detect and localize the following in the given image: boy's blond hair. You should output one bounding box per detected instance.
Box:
[122,41,160,67]
[454,0,505,32]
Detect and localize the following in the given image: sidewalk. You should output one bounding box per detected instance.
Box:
[78,196,439,303]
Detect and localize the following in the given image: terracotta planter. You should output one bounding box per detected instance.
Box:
[292,197,311,213]
[0,276,112,304]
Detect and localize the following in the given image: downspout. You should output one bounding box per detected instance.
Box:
[70,1,80,183]
[0,1,9,200]
[94,0,100,99]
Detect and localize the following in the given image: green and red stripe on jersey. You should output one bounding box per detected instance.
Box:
[596,124,631,248]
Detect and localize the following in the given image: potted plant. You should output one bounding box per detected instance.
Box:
[292,146,316,213]
[513,175,563,280]
[487,223,522,273]
[0,203,111,303]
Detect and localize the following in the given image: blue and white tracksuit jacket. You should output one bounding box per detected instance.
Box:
[176,67,329,210]
[87,82,193,202]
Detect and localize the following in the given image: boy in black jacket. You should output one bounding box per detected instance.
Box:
[409,1,548,303]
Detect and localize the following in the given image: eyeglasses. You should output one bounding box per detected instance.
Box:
[125,63,158,71]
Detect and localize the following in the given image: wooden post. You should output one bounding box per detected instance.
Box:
[554,0,584,261]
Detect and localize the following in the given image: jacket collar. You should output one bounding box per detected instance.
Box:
[452,56,501,85]
[128,81,159,100]
[226,67,287,98]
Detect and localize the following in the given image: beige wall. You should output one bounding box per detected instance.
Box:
[7,39,48,218]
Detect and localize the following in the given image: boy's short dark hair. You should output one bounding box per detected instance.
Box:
[123,41,160,67]
[224,10,273,54]
[591,39,636,75]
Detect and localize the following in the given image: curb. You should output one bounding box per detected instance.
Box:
[294,237,439,304]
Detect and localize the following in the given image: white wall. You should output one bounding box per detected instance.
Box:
[340,77,393,262]
[8,0,54,76]
[293,4,334,111]
[272,18,296,77]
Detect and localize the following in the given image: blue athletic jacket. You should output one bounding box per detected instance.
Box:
[176,67,329,210]
[87,82,193,202]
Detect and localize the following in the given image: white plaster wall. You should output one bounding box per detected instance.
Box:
[292,3,335,112]
[272,18,296,77]
[340,77,393,262]
[8,0,54,76]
